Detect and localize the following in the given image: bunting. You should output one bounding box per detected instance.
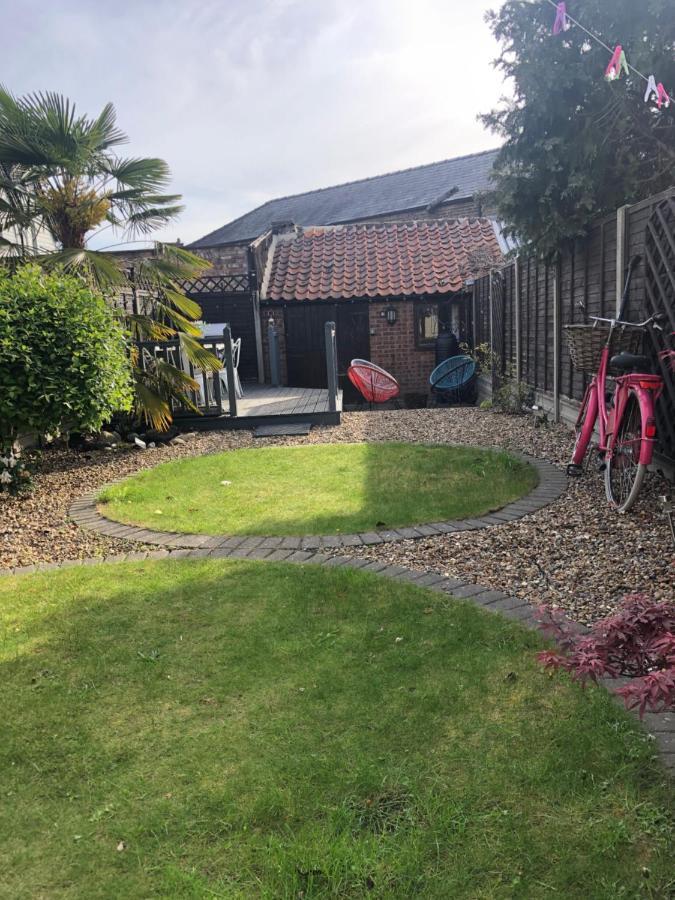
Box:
[545,0,671,111]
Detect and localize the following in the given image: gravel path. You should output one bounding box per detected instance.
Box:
[2,408,673,624]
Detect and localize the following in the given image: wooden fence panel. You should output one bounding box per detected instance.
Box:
[471,188,675,466]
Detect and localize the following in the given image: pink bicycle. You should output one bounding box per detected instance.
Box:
[565,255,669,512]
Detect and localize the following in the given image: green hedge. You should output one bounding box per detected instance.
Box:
[0,265,132,442]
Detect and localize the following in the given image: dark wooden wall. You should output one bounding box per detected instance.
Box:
[472,188,675,466]
[187,292,258,382]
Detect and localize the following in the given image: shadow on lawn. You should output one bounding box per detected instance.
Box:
[209,442,537,536]
[1,559,672,898]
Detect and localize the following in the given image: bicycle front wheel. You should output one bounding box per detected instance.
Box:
[604,392,647,512]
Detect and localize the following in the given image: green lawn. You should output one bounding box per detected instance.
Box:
[0,560,672,898]
[98,442,537,535]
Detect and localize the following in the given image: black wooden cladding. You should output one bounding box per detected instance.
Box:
[184,292,258,382]
[471,188,675,465]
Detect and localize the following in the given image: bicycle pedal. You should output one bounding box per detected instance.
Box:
[566,464,583,477]
[596,461,607,473]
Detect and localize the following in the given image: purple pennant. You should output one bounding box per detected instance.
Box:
[552,2,569,35]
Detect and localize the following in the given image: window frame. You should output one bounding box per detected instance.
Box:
[414,301,440,349]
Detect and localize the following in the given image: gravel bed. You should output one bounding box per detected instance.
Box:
[2,408,673,624]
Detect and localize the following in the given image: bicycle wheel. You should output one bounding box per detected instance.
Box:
[604,392,647,512]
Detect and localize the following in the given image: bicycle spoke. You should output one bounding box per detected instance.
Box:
[606,394,644,510]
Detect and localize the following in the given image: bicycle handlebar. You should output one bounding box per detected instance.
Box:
[588,313,665,330]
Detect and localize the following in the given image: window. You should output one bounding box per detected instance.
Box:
[415,303,439,348]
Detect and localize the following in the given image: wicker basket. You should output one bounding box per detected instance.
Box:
[564,324,643,374]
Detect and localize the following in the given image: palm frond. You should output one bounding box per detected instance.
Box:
[161,288,202,320]
[125,205,185,235]
[40,248,126,288]
[103,156,171,191]
[135,245,210,282]
[126,314,176,342]
[151,304,202,336]
[133,357,202,429]
[179,334,222,372]
[89,102,128,151]
[132,379,173,432]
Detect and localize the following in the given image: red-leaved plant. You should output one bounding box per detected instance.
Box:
[536,594,675,718]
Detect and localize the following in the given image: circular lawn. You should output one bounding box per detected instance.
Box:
[97,442,538,536]
[0,559,671,897]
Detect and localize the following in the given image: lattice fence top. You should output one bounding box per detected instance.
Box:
[179,273,252,295]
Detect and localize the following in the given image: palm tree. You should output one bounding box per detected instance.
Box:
[0,88,219,430]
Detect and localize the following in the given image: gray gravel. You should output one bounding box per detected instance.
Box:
[1,408,673,624]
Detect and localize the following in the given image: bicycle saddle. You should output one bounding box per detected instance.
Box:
[610,352,652,373]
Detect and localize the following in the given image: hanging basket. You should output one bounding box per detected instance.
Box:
[564,324,643,374]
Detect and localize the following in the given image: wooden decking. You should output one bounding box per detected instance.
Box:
[238,385,339,418]
[177,384,342,430]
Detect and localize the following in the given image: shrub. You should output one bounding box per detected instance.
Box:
[536,594,675,717]
[493,377,533,415]
[0,265,132,451]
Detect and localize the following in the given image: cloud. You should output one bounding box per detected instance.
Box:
[2,0,507,246]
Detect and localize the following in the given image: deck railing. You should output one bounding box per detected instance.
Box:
[136,325,238,418]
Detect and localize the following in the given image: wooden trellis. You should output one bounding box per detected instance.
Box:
[643,196,675,462]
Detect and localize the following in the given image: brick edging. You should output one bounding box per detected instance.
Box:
[68,450,567,551]
[1,544,673,773]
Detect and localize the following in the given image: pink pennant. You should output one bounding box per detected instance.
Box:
[605,45,628,81]
[656,83,671,109]
[552,2,569,35]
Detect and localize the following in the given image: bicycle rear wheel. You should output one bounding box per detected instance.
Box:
[604,392,647,512]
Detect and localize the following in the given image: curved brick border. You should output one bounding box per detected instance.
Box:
[68,450,568,552]
[1,545,673,773]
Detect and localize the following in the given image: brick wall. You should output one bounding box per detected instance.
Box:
[194,243,249,275]
[368,301,435,398]
[258,298,467,398]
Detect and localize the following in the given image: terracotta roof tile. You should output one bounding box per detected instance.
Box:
[263,219,503,301]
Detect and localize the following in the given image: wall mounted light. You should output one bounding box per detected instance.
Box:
[384,306,397,325]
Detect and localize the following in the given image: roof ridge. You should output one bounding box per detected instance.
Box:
[302,217,490,232]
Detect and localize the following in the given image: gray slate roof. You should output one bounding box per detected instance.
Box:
[190,148,499,248]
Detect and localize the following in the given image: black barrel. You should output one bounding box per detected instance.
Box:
[435,329,459,365]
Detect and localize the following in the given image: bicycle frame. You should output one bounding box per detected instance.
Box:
[572,338,663,469]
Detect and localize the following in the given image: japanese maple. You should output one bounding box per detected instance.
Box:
[536,594,675,717]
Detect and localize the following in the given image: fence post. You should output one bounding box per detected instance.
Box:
[488,269,494,355]
[471,282,477,348]
[222,325,238,418]
[616,204,629,316]
[324,321,338,413]
[552,261,561,423]
[268,322,281,387]
[514,257,521,383]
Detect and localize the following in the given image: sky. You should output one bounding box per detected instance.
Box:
[2,0,510,247]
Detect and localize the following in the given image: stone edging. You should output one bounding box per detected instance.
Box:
[68,451,567,551]
[1,544,673,773]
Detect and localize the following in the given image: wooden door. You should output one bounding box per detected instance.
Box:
[285,304,337,387]
[284,302,371,390]
[336,304,370,402]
